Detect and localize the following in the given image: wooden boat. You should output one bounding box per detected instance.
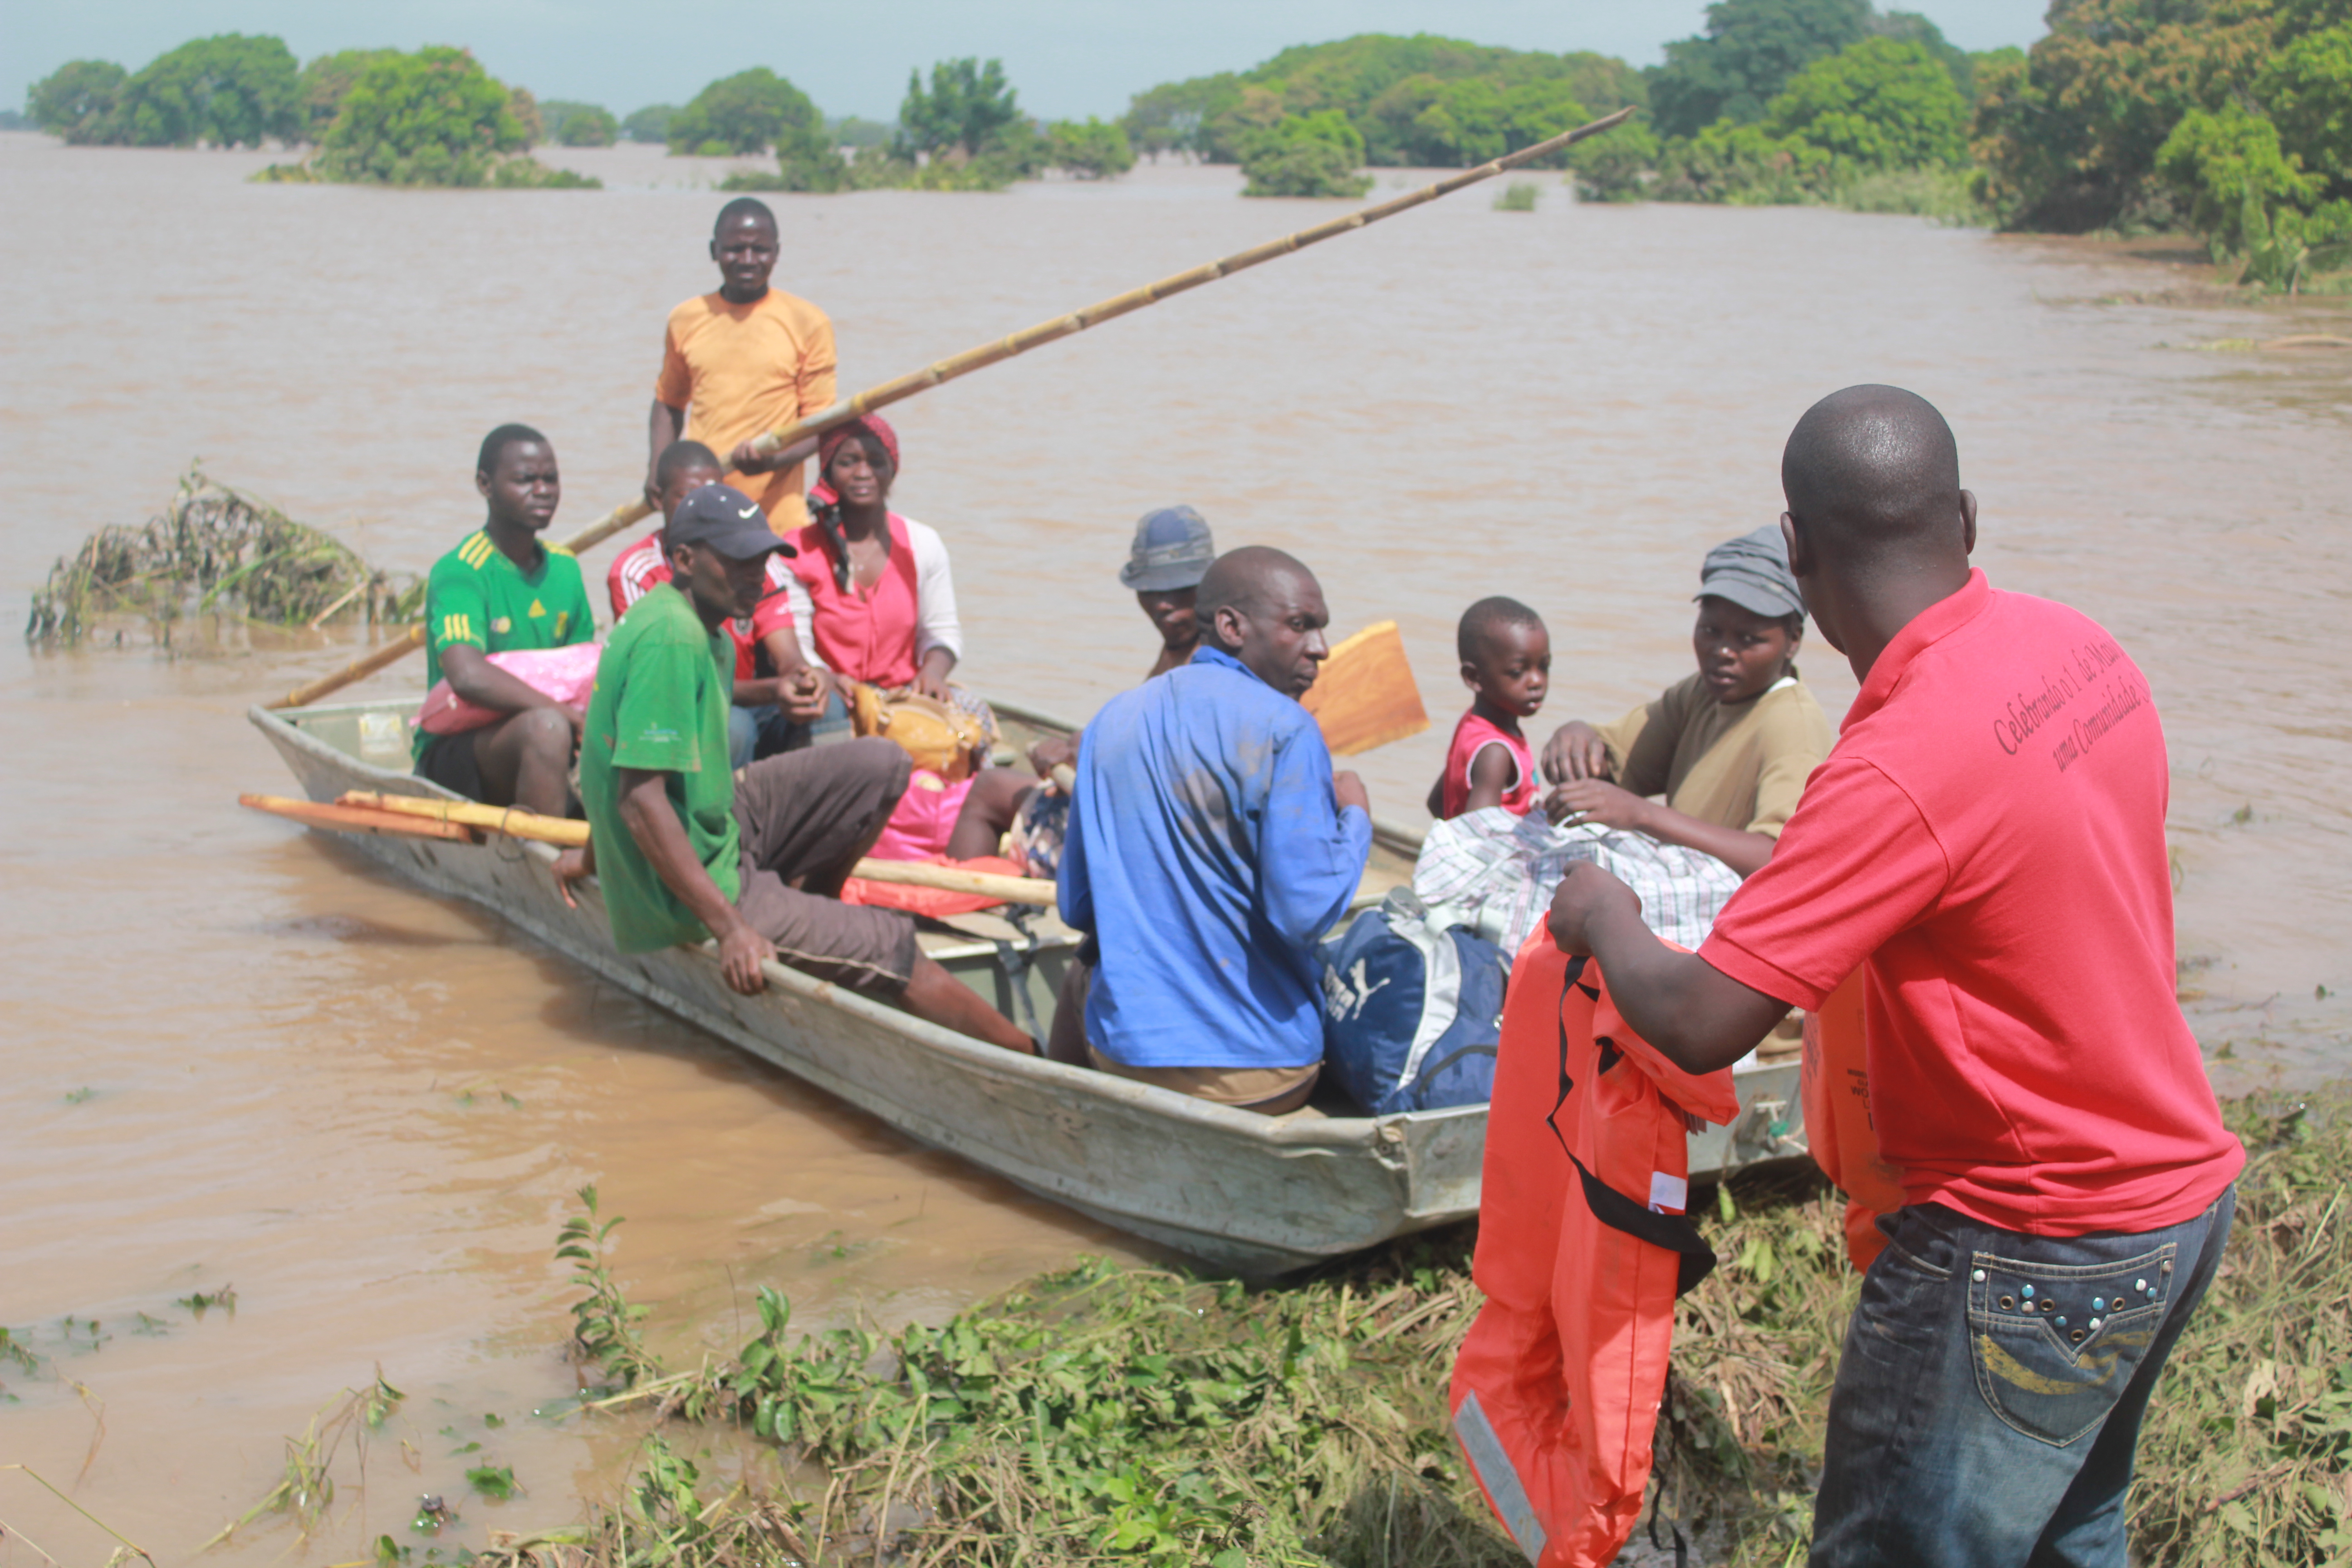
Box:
[250,695,1811,1277]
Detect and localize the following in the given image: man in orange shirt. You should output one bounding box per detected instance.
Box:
[647,197,832,533]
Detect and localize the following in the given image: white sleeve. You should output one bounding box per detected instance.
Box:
[783,570,822,669]
[903,517,962,666]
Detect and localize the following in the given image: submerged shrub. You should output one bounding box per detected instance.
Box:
[1655,120,1833,204]
[1568,118,1661,202]
[667,68,822,158]
[26,59,128,144]
[314,46,523,185]
[302,48,596,188]
[1047,116,1137,179]
[1241,109,1372,198]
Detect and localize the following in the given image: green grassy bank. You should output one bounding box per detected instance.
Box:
[316,1087,2352,1565]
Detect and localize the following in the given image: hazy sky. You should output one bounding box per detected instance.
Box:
[1,1,2053,124]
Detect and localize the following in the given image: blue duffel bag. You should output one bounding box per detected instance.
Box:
[1317,889,1511,1116]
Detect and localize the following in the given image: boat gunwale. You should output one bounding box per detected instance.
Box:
[247,697,1477,1156]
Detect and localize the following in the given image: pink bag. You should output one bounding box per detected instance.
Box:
[868,768,976,860]
[417,643,603,735]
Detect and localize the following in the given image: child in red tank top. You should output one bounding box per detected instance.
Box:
[1430,598,1550,819]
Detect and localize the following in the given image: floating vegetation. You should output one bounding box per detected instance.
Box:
[1493,180,1540,212]
[202,1372,405,1550]
[175,1284,238,1319]
[25,463,418,646]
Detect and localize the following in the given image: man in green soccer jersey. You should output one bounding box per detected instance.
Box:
[414,424,597,816]
[552,484,1035,1054]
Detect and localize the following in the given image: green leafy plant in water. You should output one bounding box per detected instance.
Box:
[468,1463,520,1502]
[205,1370,403,1549]
[62,1086,95,1104]
[505,1094,2348,1566]
[557,1184,661,1392]
[59,1315,108,1354]
[0,1326,39,1379]
[176,1284,238,1319]
[1493,180,1539,211]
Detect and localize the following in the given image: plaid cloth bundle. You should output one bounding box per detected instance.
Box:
[1411,808,1741,957]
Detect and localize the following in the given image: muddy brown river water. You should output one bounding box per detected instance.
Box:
[2,136,2347,1558]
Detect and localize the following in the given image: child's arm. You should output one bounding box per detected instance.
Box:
[1544,778,1775,877]
[1462,743,1520,814]
[1425,773,1446,818]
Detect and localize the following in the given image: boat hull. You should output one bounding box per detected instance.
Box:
[251,697,1808,1276]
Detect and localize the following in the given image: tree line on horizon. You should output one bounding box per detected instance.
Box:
[22,6,2349,289]
[1107,3,2347,290]
[20,38,1137,193]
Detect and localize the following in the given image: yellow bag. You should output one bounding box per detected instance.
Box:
[849,683,991,782]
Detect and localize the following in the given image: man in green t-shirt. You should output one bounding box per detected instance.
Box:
[415,424,597,816]
[553,484,1034,1055]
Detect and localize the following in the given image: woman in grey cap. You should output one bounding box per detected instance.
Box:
[1026,506,1215,777]
[1536,524,1835,878]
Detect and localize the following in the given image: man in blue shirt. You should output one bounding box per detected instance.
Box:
[1054,547,1373,1114]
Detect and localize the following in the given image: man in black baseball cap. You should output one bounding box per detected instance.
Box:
[556,483,1034,1055]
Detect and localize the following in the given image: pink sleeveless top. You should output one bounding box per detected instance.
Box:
[1442,710,1537,818]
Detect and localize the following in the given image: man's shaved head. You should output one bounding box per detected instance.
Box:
[1197,545,1316,630]
[715,196,776,235]
[1196,545,1331,697]
[1782,385,1963,559]
[1777,385,1977,679]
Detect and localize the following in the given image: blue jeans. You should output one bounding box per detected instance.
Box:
[727,691,850,771]
[1810,1186,2234,1568]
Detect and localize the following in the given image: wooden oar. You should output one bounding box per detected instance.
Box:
[240,793,475,841]
[1300,621,1429,756]
[265,107,1635,713]
[244,789,1058,905]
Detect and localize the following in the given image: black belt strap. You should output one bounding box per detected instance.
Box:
[1547,967,1716,1298]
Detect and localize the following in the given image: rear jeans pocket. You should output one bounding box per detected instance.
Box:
[1965,1240,2179,1446]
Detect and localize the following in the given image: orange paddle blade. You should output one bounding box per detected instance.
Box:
[240,793,476,842]
[1299,620,1429,757]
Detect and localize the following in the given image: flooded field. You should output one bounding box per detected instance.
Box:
[1,136,2345,1558]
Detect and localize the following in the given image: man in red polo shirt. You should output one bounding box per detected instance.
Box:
[1547,385,2242,1567]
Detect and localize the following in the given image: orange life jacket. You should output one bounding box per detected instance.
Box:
[1450,933,1740,1568]
[1798,968,1906,1270]
[838,854,1028,920]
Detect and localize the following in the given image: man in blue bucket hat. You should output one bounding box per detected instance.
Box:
[1026,507,1217,779]
[1120,505,1218,678]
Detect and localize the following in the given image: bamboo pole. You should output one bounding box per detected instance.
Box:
[843,858,1058,906]
[735,106,1636,466]
[340,789,590,845]
[274,624,426,708]
[265,106,1633,712]
[257,789,1065,904]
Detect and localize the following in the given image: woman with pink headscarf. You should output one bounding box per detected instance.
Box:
[785,414,1036,867]
[783,414,962,705]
